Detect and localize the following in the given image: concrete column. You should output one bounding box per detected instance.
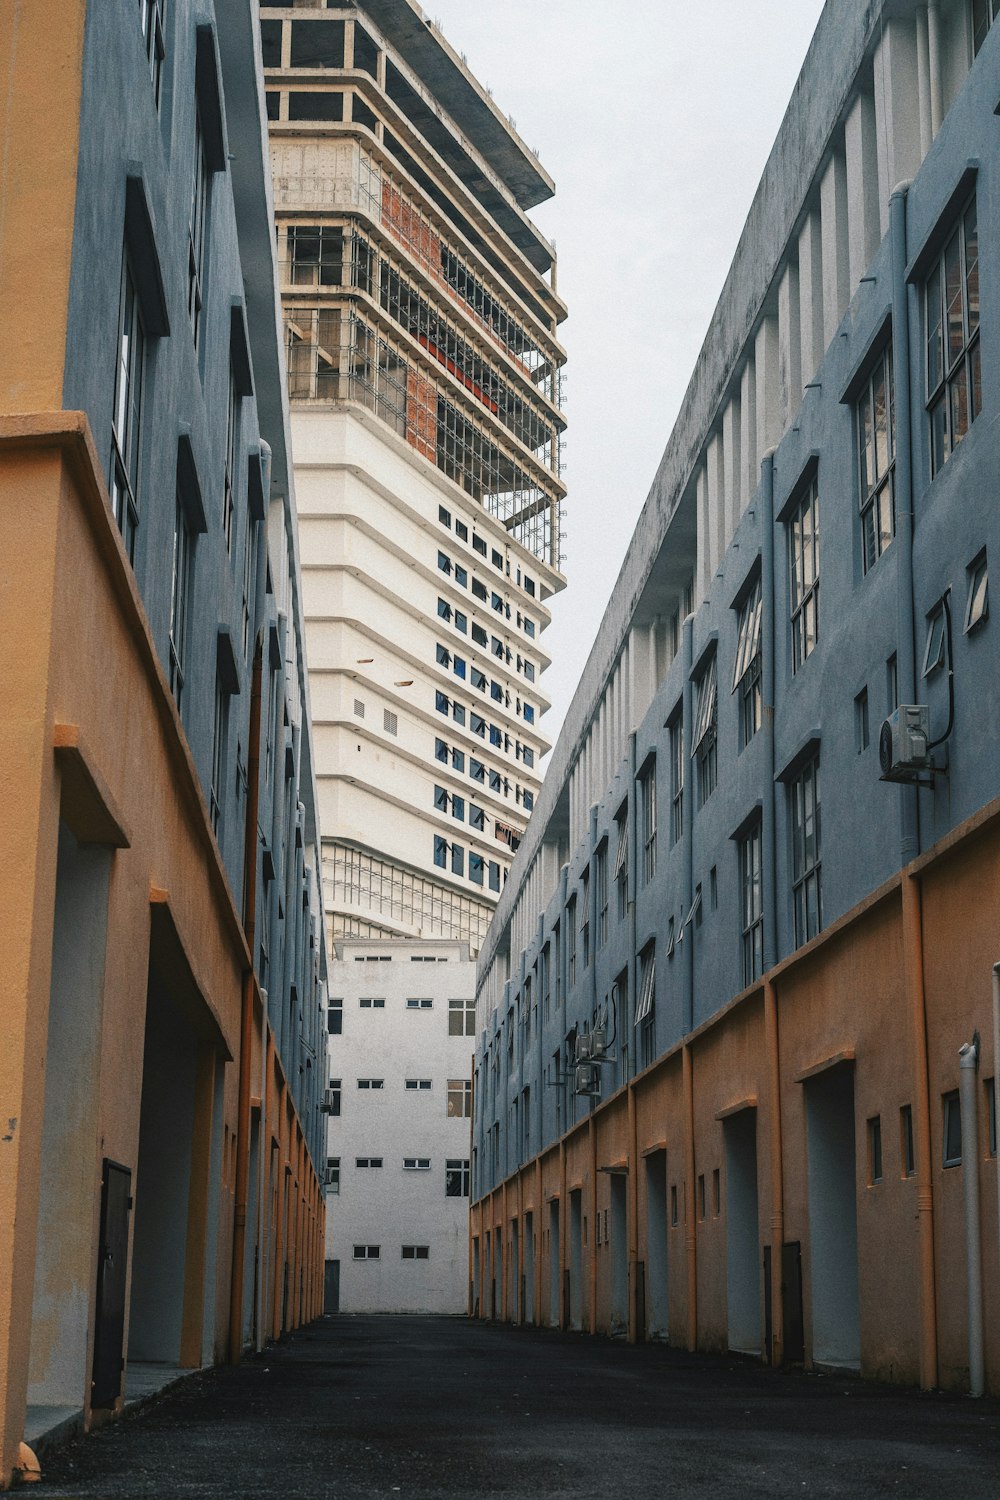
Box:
[798,209,825,385]
[722,394,742,537]
[927,0,942,137]
[628,625,653,730]
[916,8,932,158]
[706,431,725,584]
[845,89,881,287]
[820,148,851,344]
[874,18,922,231]
[777,261,801,426]
[739,357,757,509]
[754,316,781,457]
[695,463,710,609]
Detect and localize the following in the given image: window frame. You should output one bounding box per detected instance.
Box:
[692,655,718,806]
[732,576,762,748]
[788,477,820,672]
[857,341,896,573]
[110,251,146,563]
[789,752,822,948]
[639,758,657,885]
[738,818,763,987]
[924,193,980,476]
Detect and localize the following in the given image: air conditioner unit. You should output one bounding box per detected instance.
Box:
[879,705,930,782]
[591,1026,607,1058]
[574,1062,601,1097]
[575,1033,595,1064]
[321,1088,337,1113]
[323,1166,337,1187]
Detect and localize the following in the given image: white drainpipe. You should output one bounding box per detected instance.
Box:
[959,1033,983,1396]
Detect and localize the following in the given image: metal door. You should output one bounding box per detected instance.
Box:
[91,1159,132,1408]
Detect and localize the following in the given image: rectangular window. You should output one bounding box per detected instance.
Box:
[596,843,608,948]
[739,820,763,986]
[188,109,209,348]
[403,1157,431,1170]
[697,1175,706,1221]
[670,1184,678,1227]
[472,623,488,647]
[788,478,820,671]
[449,998,476,1036]
[327,998,343,1035]
[358,996,385,1009]
[614,806,629,920]
[670,716,684,845]
[326,1157,340,1193]
[354,1157,384,1169]
[636,942,655,1069]
[445,1158,470,1197]
[447,1078,472,1118]
[580,869,590,969]
[469,853,484,886]
[900,1104,916,1177]
[451,843,464,878]
[987,1078,996,1158]
[353,1245,380,1260]
[639,759,656,884]
[328,1079,341,1116]
[451,793,465,822]
[404,1078,432,1090]
[857,343,896,572]
[140,0,166,106]
[401,1245,430,1260]
[110,254,145,562]
[922,600,948,677]
[965,550,988,633]
[925,196,980,476]
[867,1115,883,1185]
[357,1078,385,1089]
[942,1089,962,1166]
[454,609,467,634]
[455,520,468,542]
[433,835,447,868]
[790,752,822,947]
[733,576,762,747]
[854,687,870,753]
[693,656,718,806]
[886,653,898,714]
[169,490,194,709]
[488,860,501,892]
[567,895,577,988]
[210,677,228,836]
[405,997,433,1010]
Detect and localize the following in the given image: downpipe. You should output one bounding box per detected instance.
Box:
[959,1034,983,1397]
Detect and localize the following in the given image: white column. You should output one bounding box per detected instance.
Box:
[755,316,781,458]
[798,209,825,386]
[927,0,942,137]
[873,17,922,229]
[706,430,725,583]
[820,148,851,344]
[845,89,881,287]
[696,463,710,608]
[740,356,757,507]
[778,260,801,427]
[722,394,742,537]
[916,7,932,158]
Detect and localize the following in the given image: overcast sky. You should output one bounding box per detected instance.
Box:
[427,0,828,748]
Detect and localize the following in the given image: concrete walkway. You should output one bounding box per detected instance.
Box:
[30,1316,1000,1498]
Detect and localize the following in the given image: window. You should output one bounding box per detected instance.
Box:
[353,1245,380,1260]
[452,748,465,772]
[355,1157,383,1169]
[693,655,718,806]
[455,520,468,542]
[357,1078,384,1089]
[401,1245,430,1260]
[639,758,656,884]
[596,843,608,948]
[473,533,487,557]
[451,793,465,822]
[472,623,488,647]
[973,0,999,53]
[867,1115,883,1185]
[406,997,433,1010]
[469,853,484,886]
[384,709,398,735]
[965,550,988,633]
[451,843,464,878]
[854,688,870,753]
[188,108,209,348]
[358,996,385,1009]
[326,1157,340,1194]
[454,609,467,634]
[471,712,486,738]
[470,757,485,783]
[210,676,228,836]
[987,1078,997,1158]
[223,365,241,553]
[169,491,194,709]
[436,643,450,669]
[110,254,145,562]
[697,1175,706,1221]
[733,577,762,747]
[405,1078,432,1090]
[449,998,475,1035]
[328,1079,341,1116]
[448,1079,472,1118]
[886,653,898,714]
[615,806,629,920]
[922,599,948,677]
[925,195,980,475]
[900,1104,916,1177]
[434,835,447,868]
[437,550,452,576]
[943,1090,962,1166]
[788,478,820,671]
[790,752,822,947]
[489,860,500,892]
[437,598,451,621]
[524,789,534,812]
[472,578,488,602]
[712,1168,721,1216]
[580,869,590,969]
[435,691,449,716]
[671,1185,678,1227]
[327,998,342,1035]
[139,0,166,105]
[858,343,896,572]
[446,1158,470,1197]
[403,1157,431,1170]
[567,895,577,988]
[636,942,655,1069]
[739,820,763,986]
[455,564,468,589]
[670,715,684,845]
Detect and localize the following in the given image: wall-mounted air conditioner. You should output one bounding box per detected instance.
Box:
[879,705,930,782]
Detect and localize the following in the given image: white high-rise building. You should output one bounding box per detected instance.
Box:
[263,0,565,1311]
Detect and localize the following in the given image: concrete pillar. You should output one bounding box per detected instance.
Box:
[754,316,781,457]
[628,625,653,731]
[798,209,825,386]
[706,430,725,584]
[874,17,922,232]
[845,89,881,287]
[778,261,801,425]
[722,394,742,538]
[820,148,851,344]
[695,463,710,608]
[916,8,932,158]
[739,357,757,509]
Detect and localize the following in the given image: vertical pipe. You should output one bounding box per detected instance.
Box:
[682,616,695,1034]
[764,975,784,1366]
[627,1081,639,1344]
[902,872,938,1389]
[760,452,778,972]
[890,182,920,865]
[683,1043,697,1351]
[230,631,264,1363]
[958,1037,983,1396]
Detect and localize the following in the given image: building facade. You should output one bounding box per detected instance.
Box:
[262,1,565,1309]
[0,1,327,1484]
[471,0,1000,1394]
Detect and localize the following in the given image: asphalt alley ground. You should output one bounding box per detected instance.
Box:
[31,1315,1000,1500]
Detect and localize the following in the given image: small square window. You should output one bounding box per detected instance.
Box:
[965,551,988,634]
